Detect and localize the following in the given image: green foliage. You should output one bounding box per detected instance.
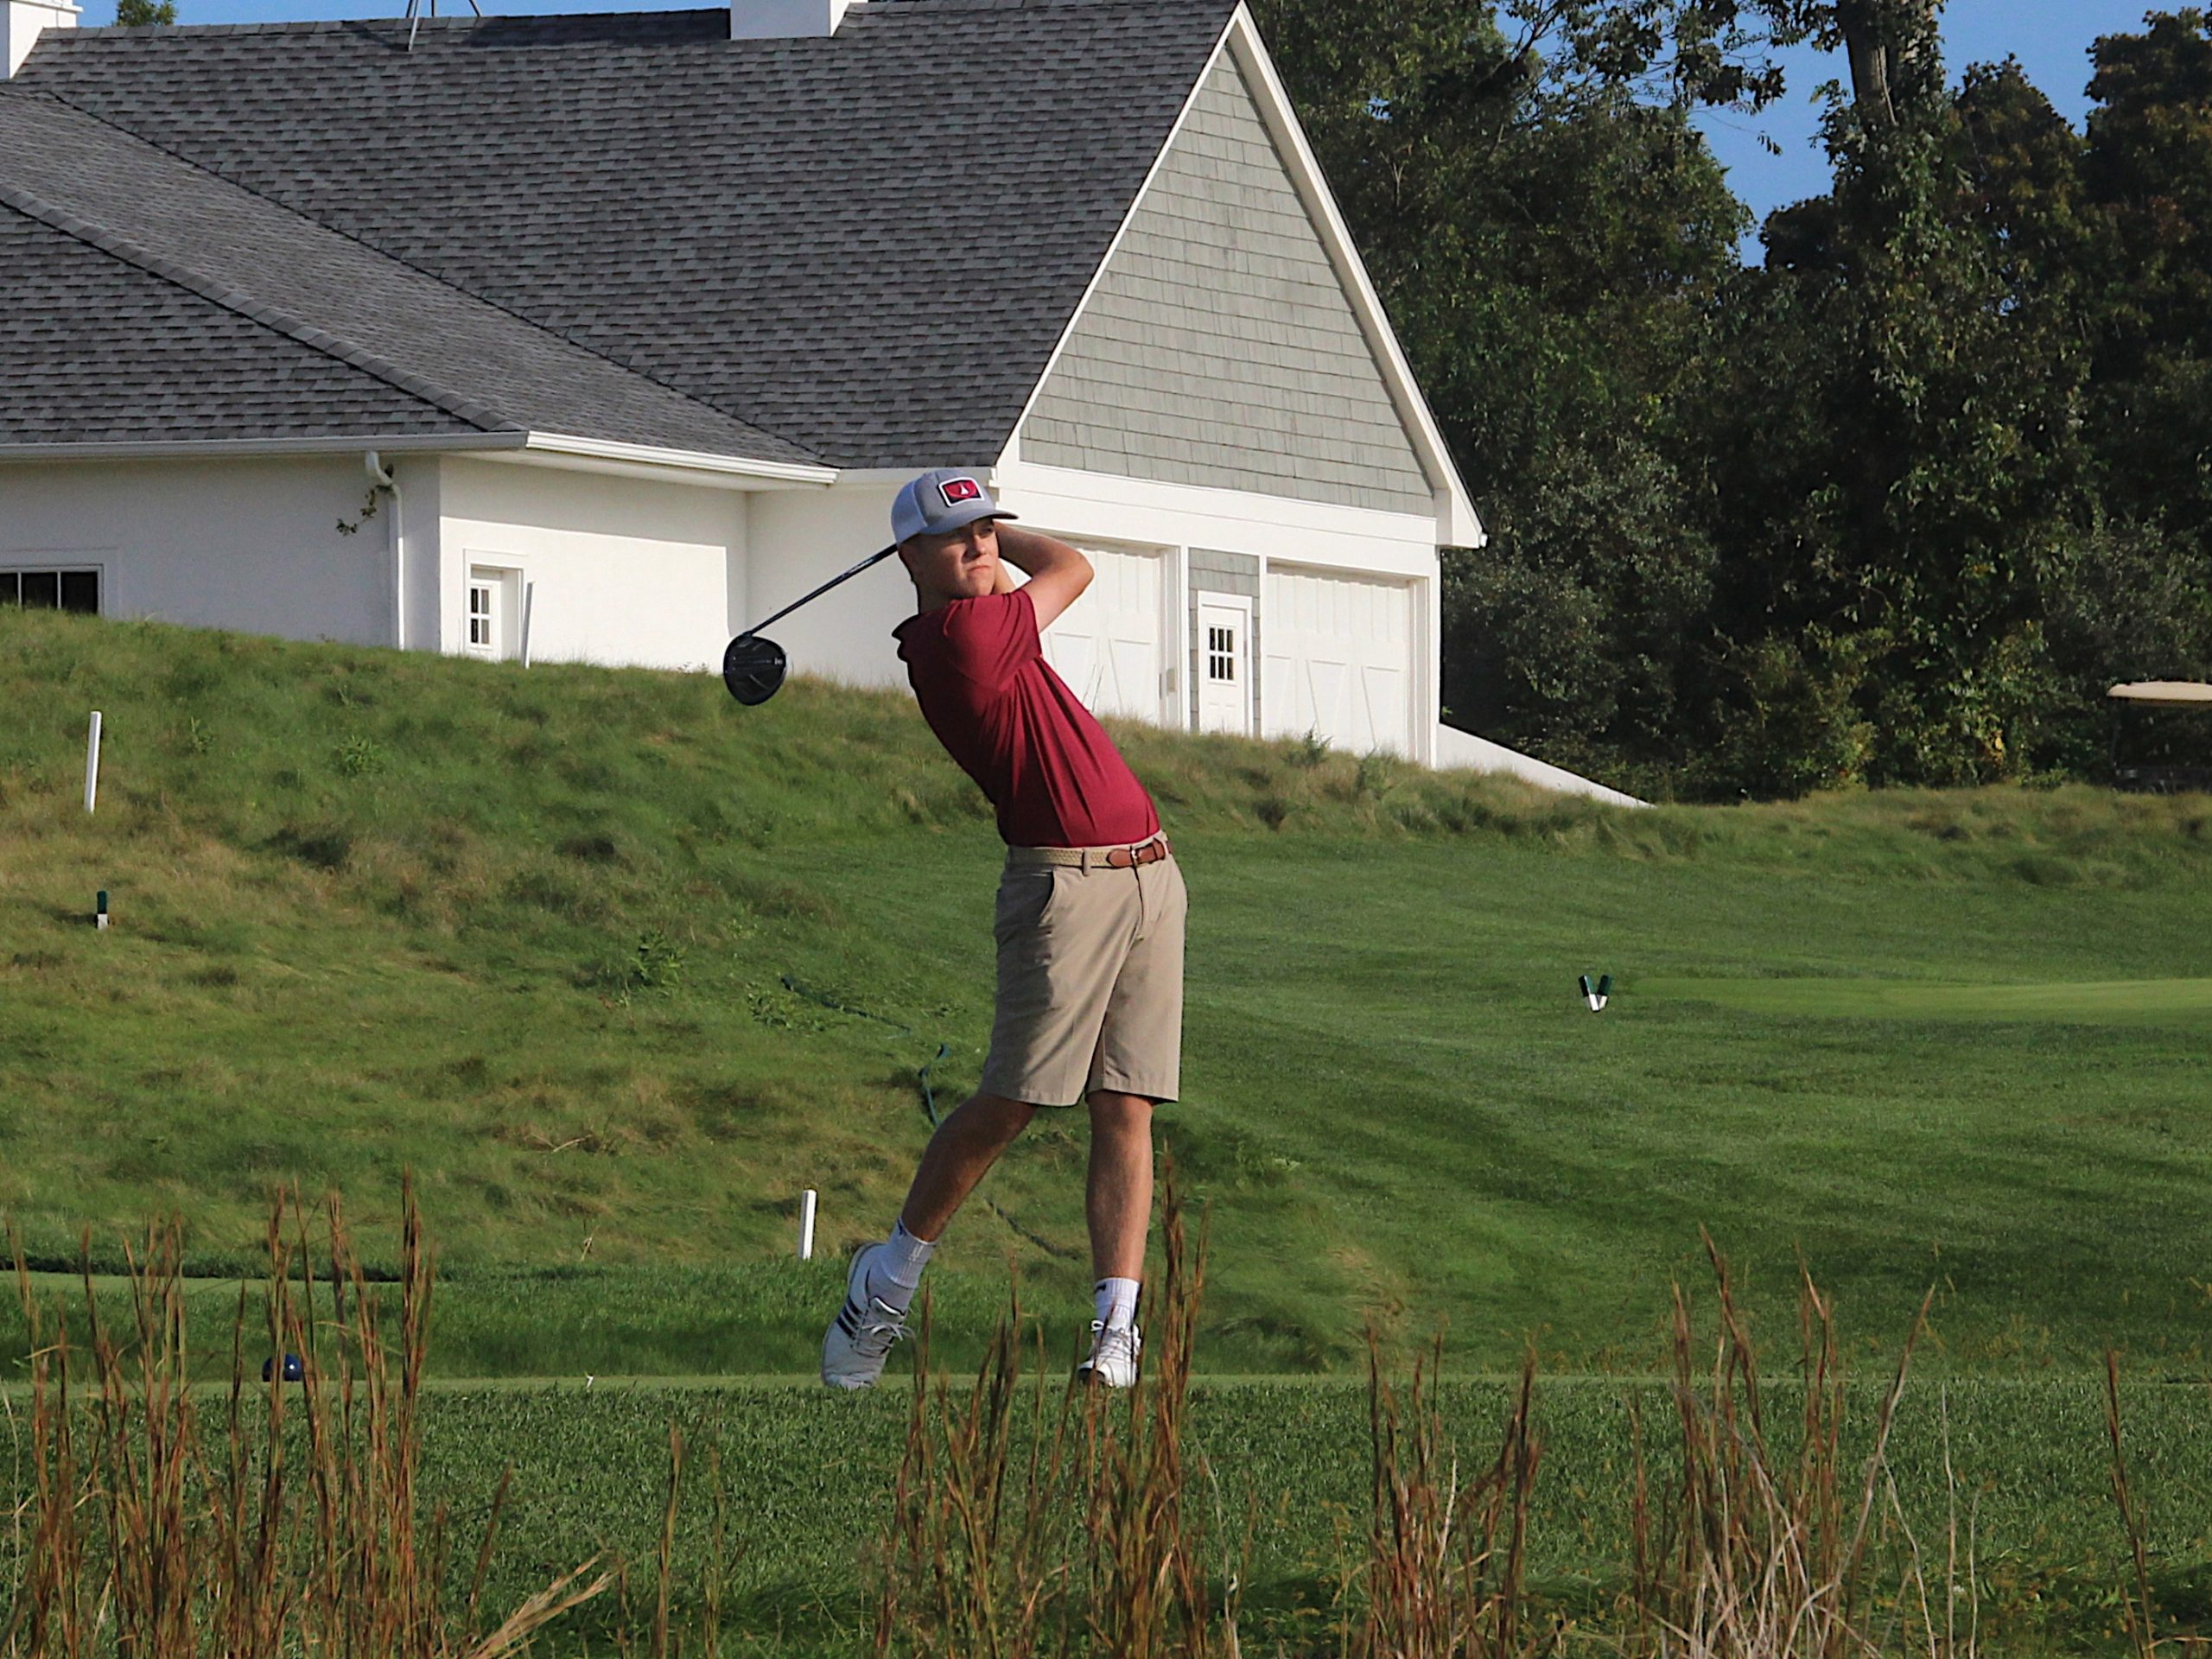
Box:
[112,0,175,24]
[1255,1,2212,798]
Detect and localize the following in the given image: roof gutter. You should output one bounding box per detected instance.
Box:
[518,432,835,486]
[0,431,838,492]
[0,433,530,463]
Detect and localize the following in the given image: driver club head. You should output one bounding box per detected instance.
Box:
[722,633,788,706]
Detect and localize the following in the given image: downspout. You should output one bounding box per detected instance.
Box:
[365,452,404,649]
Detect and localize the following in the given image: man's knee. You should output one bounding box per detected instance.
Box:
[1087,1090,1154,1136]
[957,1091,1036,1144]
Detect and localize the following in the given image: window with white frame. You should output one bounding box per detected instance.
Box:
[3,569,100,613]
[1207,623,1238,683]
[467,580,496,654]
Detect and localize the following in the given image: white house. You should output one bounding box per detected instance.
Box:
[0,0,1637,804]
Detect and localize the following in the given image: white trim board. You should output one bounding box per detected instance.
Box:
[995,459,1439,579]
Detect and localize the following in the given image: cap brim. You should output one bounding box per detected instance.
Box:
[918,501,1018,539]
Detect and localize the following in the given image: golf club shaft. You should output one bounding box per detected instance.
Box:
[737,544,898,639]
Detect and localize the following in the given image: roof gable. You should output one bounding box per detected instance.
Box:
[16,0,1239,469]
[1022,52,1434,517]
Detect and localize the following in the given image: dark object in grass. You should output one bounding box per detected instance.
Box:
[722,543,898,706]
[262,1351,303,1382]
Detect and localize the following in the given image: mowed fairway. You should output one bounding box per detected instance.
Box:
[7,608,2212,1650]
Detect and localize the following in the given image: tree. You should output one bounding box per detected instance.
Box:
[114,0,176,23]
[1250,0,1745,791]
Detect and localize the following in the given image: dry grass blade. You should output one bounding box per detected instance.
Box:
[463,1554,623,1659]
[2104,1350,2158,1659]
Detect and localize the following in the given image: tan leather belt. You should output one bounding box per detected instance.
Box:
[1007,833,1170,871]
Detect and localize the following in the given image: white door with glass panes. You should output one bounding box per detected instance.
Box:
[1196,594,1253,735]
[1038,543,1168,725]
[466,566,520,660]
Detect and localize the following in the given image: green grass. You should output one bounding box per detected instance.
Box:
[5,603,2212,1380]
[12,607,2212,1650]
[12,1368,2209,1655]
[1644,975,2212,1024]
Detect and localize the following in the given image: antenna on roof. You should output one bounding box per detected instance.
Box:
[403,0,481,53]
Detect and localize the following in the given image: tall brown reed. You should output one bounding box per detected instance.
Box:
[1348,1337,1540,1659]
[1625,1235,1941,1659]
[3,1177,615,1658]
[874,1161,1236,1659]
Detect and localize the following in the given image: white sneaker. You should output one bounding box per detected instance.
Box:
[1077,1320,1141,1388]
[821,1243,910,1390]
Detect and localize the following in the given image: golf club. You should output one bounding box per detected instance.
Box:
[723,542,899,706]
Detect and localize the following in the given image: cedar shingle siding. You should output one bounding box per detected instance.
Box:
[1022,57,1433,516]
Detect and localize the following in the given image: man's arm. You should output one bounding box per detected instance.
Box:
[995,524,1091,630]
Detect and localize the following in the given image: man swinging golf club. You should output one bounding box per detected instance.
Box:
[822,468,1186,1391]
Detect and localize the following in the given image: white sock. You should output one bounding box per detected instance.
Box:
[1095,1277,1141,1332]
[868,1220,935,1310]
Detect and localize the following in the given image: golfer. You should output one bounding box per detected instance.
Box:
[822,468,1186,1390]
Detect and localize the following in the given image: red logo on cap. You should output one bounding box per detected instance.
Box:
[938,477,983,507]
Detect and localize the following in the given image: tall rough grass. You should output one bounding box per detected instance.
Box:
[3,1178,616,1656]
[873,1169,1235,1659]
[875,1208,2030,1659]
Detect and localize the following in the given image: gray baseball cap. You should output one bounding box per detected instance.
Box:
[892,468,1019,545]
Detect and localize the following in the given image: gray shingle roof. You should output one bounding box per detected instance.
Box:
[12,0,1238,467]
[0,205,479,444]
[0,91,820,461]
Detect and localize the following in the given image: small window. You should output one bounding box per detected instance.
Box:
[468,583,494,651]
[3,569,98,613]
[1207,624,1237,683]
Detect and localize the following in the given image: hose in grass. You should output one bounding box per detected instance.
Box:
[778,974,951,1128]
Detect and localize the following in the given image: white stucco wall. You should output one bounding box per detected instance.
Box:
[434,457,748,671]
[743,476,912,690]
[0,455,397,644]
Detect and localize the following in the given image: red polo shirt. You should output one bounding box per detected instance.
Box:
[893,588,1161,849]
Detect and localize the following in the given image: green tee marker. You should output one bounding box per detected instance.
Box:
[95,890,110,931]
[1580,973,1611,1012]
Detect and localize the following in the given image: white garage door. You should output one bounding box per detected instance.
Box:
[1262,567,1415,756]
[1039,544,1167,725]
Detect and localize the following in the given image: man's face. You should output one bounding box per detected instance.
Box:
[899,518,1001,604]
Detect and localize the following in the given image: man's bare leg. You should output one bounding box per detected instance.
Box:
[1085,1090,1154,1281]
[899,1091,1036,1241]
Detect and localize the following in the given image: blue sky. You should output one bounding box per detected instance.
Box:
[1692,2,2161,253]
[105,0,2163,257]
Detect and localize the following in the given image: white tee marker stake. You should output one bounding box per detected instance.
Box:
[798,1189,818,1262]
[84,710,102,813]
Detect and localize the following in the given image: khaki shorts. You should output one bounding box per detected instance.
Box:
[980,840,1187,1107]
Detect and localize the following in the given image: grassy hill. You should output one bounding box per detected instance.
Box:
[6,605,2212,1379]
